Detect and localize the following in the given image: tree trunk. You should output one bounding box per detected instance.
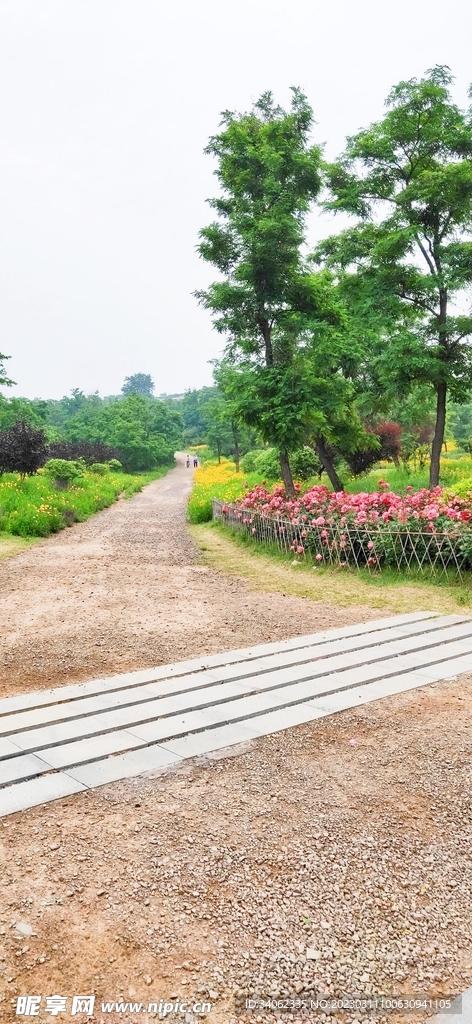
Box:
[429,381,447,488]
[392,453,400,468]
[232,423,240,473]
[430,285,448,488]
[315,436,343,492]
[217,441,221,464]
[279,449,296,497]
[260,319,274,366]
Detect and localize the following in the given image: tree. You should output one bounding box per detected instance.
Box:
[0,421,47,477]
[121,373,155,397]
[46,441,120,465]
[0,352,15,389]
[196,89,324,496]
[319,66,472,487]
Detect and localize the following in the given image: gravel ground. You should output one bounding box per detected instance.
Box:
[0,457,379,701]
[0,457,471,1023]
[1,679,471,1024]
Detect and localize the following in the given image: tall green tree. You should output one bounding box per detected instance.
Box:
[0,352,14,389]
[196,89,324,496]
[319,66,472,487]
[121,373,155,397]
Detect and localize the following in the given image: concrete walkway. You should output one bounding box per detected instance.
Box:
[431,986,472,1023]
[1,611,471,817]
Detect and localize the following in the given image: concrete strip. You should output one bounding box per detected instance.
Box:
[307,672,431,714]
[4,637,472,759]
[1,622,455,733]
[0,774,86,817]
[64,746,182,788]
[430,987,472,1023]
[39,728,148,770]
[245,704,329,736]
[0,612,439,717]
[159,722,261,758]
[0,753,57,787]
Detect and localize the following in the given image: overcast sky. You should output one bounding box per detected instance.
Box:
[0,0,471,400]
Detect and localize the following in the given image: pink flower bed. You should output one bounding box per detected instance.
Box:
[233,480,472,529]
[218,480,472,572]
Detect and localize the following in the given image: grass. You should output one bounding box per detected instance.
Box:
[0,532,40,559]
[187,452,472,528]
[187,459,263,523]
[0,465,170,539]
[191,520,472,614]
[344,457,472,495]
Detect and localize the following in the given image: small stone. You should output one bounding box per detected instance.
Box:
[306,948,322,960]
[14,922,33,937]
[144,975,152,985]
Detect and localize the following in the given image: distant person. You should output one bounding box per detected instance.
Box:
[186,455,190,468]
[193,455,198,468]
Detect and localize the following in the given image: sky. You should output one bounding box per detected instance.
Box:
[0,0,471,400]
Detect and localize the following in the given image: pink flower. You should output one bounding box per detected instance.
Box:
[315,553,322,561]
[297,545,304,554]
[367,540,375,550]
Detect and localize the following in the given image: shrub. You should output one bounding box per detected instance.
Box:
[240,448,280,480]
[89,462,109,475]
[46,440,120,466]
[44,458,83,487]
[0,421,47,477]
[290,447,322,480]
[240,450,260,473]
[106,458,123,472]
[0,468,161,537]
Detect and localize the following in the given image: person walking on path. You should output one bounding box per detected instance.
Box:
[186,455,190,468]
[193,455,198,468]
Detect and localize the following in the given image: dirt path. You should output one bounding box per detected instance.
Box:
[0,455,378,700]
[1,457,471,1024]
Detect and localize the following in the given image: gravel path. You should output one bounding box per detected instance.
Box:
[0,456,471,1023]
[0,456,378,700]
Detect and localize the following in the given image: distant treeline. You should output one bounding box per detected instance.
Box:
[0,390,183,473]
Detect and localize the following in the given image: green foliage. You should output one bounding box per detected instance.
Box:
[121,373,155,397]
[240,448,280,479]
[44,459,83,486]
[187,464,262,524]
[0,391,182,473]
[0,352,14,388]
[0,469,165,537]
[106,458,123,472]
[89,463,109,475]
[449,478,472,499]
[196,90,348,494]
[241,446,321,481]
[319,66,472,487]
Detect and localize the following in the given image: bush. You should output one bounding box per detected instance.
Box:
[106,458,123,472]
[239,450,260,473]
[240,448,280,480]
[0,468,163,537]
[290,447,322,480]
[46,440,120,465]
[44,459,83,487]
[89,462,109,475]
[0,421,47,477]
